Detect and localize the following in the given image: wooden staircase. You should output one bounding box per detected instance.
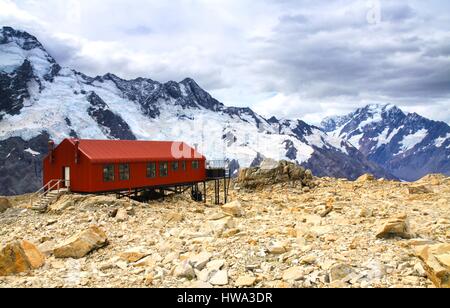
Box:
[31,180,69,213]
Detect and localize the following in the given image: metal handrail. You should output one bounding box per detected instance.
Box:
[30,179,67,207]
[206,160,229,169]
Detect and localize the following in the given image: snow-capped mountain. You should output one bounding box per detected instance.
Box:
[321,104,450,181]
[0,26,391,195]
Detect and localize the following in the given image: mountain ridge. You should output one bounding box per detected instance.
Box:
[321,104,450,180]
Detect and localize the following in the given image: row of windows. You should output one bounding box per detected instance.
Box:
[103,161,201,182]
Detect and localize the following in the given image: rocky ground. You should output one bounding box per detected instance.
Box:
[0,164,449,288]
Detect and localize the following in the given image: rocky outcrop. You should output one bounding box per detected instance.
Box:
[237,160,314,189]
[356,174,375,182]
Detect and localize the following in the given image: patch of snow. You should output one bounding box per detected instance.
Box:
[179,83,188,97]
[377,126,402,147]
[348,133,364,148]
[398,129,428,153]
[0,42,52,77]
[435,133,450,148]
[5,149,14,159]
[305,128,349,154]
[384,104,396,111]
[24,148,40,156]
[0,43,26,73]
[358,112,382,130]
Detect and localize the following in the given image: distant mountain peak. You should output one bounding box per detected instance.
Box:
[321,104,450,181]
[1,26,44,51]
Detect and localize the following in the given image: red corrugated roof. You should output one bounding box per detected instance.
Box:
[67,139,205,163]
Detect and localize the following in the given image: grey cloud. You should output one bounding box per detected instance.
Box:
[382,3,416,22]
[248,2,450,122]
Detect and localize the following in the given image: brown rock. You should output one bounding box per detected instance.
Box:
[356,174,375,182]
[189,251,212,270]
[0,240,45,276]
[358,208,373,218]
[116,208,128,222]
[376,217,412,239]
[133,256,157,268]
[144,273,154,286]
[209,269,229,286]
[0,197,11,213]
[267,241,289,254]
[208,216,235,236]
[119,247,150,263]
[21,240,45,268]
[237,160,312,189]
[235,275,257,287]
[38,240,57,256]
[222,228,240,238]
[318,199,334,217]
[329,263,354,282]
[53,226,108,259]
[415,243,450,288]
[222,200,244,217]
[282,266,304,281]
[173,260,195,279]
[408,185,432,194]
[164,211,184,223]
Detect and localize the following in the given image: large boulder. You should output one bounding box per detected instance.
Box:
[376,216,412,239]
[237,160,314,189]
[53,226,108,259]
[0,240,45,276]
[0,198,12,213]
[415,243,450,288]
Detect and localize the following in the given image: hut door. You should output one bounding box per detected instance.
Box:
[64,167,71,188]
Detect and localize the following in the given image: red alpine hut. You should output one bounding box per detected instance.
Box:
[43,139,207,194]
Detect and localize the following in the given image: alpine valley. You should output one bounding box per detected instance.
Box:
[1,26,449,195]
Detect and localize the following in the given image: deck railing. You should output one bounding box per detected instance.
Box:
[206,160,229,169]
[30,179,68,207]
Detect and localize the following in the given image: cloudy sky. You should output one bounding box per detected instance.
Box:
[1,0,450,124]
